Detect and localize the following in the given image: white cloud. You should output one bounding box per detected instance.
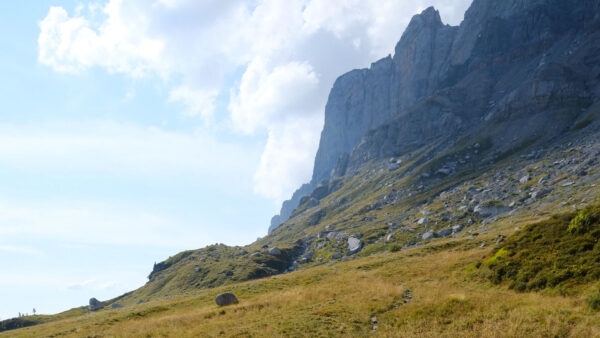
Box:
[230,60,322,133]
[38,0,473,203]
[253,116,323,201]
[169,86,218,122]
[0,121,259,179]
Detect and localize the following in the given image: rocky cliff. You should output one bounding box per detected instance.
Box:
[269,0,600,233]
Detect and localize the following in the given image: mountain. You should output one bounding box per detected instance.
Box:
[4,0,600,335]
[270,0,600,232]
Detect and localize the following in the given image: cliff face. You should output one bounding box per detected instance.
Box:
[270,0,600,233]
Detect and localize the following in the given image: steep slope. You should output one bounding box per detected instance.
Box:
[270,0,600,231]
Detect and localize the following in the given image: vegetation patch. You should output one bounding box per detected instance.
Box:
[480,204,600,293]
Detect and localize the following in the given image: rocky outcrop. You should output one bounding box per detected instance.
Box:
[88,298,104,311]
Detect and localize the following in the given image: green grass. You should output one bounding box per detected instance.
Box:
[479,204,600,294]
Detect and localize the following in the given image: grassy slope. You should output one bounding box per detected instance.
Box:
[4,129,600,336]
[5,219,600,337]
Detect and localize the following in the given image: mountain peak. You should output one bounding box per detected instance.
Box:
[409,6,443,29]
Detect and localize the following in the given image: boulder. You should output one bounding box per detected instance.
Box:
[266,247,281,256]
[452,224,464,233]
[422,232,436,240]
[437,229,452,237]
[474,205,510,218]
[519,175,530,184]
[111,303,124,309]
[215,293,239,306]
[331,253,342,259]
[88,298,104,311]
[389,163,400,171]
[417,217,429,225]
[531,188,553,199]
[347,236,362,255]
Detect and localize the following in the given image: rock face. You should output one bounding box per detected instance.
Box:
[269,0,600,233]
[88,298,104,311]
[215,293,239,306]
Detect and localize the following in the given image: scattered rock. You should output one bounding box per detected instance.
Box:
[437,229,452,237]
[347,236,362,255]
[389,163,400,171]
[474,205,510,218]
[418,217,429,225]
[519,175,530,184]
[215,293,239,306]
[422,232,436,240]
[531,188,553,199]
[111,303,124,309]
[194,267,201,272]
[452,224,464,233]
[266,247,281,256]
[88,298,104,311]
[331,253,342,259]
[137,299,144,304]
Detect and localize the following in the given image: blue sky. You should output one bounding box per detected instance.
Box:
[0,0,470,319]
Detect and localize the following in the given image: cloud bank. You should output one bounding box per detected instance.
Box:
[38,0,472,203]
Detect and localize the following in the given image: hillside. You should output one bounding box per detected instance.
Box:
[3,0,600,336]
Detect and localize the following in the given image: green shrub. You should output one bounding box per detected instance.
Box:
[568,206,600,234]
[388,244,402,252]
[480,204,600,292]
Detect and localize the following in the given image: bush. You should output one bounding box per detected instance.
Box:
[480,204,600,292]
[568,206,600,234]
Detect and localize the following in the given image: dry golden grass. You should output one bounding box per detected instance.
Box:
[5,232,600,337]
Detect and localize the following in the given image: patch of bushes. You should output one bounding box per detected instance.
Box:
[480,204,600,292]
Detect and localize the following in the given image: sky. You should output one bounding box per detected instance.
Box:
[0,0,471,319]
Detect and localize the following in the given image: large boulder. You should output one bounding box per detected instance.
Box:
[215,293,239,306]
[347,236,362,255]
[88,298,104,311]
[266,247,281,256]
